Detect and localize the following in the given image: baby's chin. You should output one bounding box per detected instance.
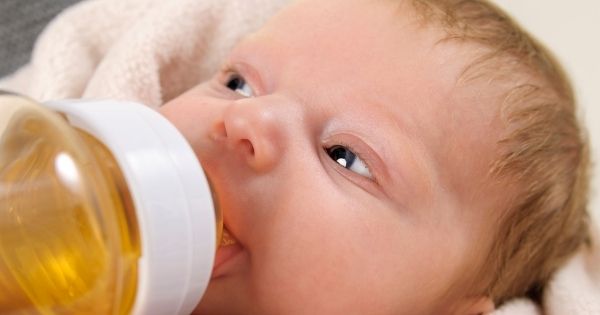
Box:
[194,279,243,315]
[194,254,255,315]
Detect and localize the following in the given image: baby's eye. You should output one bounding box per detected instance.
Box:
[326,145,372,179]
[225,74,254,97]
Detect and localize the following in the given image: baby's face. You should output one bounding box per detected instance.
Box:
[161,0,504,314]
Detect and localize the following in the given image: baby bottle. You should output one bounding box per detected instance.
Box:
[0,92,221,315]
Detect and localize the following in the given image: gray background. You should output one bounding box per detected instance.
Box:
[0,0,81,76]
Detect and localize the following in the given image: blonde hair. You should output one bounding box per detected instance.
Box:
[407,0,591,306]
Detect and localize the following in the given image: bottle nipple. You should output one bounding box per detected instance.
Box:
[220,228,238,246]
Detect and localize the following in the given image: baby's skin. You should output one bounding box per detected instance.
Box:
[160,0,507,313]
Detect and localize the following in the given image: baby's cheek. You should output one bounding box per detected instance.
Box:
[250,202,397,310]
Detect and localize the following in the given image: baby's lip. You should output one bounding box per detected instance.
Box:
[212,226,244,279]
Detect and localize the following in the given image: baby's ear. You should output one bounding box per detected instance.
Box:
[460,296,495,315]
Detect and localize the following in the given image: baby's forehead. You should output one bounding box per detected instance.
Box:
[254,6,497,122]
[251,0,500,121]
[243,0,480,98]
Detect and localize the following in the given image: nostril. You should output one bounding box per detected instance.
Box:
[239,139,254,156]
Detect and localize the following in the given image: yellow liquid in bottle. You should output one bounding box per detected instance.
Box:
[0,97,141,315]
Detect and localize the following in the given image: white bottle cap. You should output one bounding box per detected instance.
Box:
[44,100,215,315]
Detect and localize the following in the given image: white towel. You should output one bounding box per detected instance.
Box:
[0,0,290,107]
[492,226,600,314]
[1,0,599,313]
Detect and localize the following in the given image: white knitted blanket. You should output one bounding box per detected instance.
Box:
[1,0,598,313]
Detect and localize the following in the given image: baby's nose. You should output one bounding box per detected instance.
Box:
[213,99,284,172]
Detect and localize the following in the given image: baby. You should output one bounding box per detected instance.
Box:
[159,0,590,314]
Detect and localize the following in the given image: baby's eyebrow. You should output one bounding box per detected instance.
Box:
[384,124,438,204]
[227,37,270,72]
[362,95,440,204]
[225,35,284,92]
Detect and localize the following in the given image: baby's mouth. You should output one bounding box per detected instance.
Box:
[206,177,243,277]
[212,225,243,279]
